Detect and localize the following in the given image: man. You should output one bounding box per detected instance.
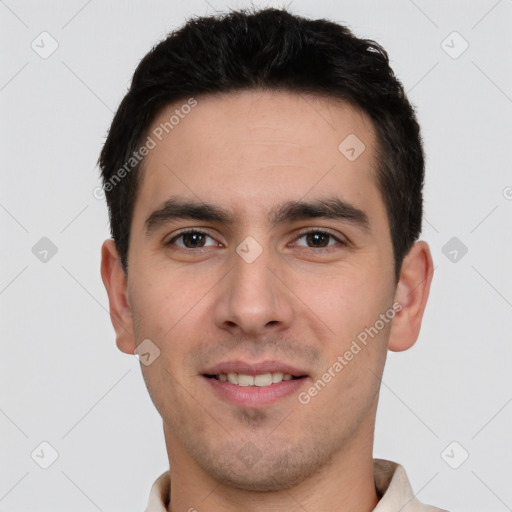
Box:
[99,7,445,512]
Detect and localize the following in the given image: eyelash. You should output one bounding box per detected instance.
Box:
[165,228,348,251]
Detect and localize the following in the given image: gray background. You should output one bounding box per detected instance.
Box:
[1,0,511,510]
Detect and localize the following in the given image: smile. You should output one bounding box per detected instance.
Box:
[205,371,301,386]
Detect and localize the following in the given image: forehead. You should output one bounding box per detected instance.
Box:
[146,89,376,167]
[135,89,383,227]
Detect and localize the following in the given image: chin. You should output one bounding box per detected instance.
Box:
[193,441,327,492]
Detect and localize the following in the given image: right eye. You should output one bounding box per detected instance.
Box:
[166,229,220,249]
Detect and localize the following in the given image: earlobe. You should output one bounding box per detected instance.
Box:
[100,239,137,355]
[387,241,434,352]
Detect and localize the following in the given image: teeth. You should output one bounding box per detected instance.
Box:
[254,373,273,386]
[272,372,284,383]
[217,372,297,386]
[237,374,254,386]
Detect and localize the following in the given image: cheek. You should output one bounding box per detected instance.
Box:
[128,265,197,337]
[129,280,194,413]
[128,269,210,387]
[305,268,391,342]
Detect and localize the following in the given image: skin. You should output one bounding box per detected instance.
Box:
[101,90,433,512]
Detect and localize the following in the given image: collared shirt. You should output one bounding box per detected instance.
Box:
[144,458,448,511]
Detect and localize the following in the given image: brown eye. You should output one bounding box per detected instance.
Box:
[167,230,217,249]
[305,232,330,247]
[294,230,344,249]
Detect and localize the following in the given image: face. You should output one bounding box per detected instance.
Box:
[111,90,404,491]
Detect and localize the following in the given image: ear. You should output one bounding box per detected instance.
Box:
[100,239,137,355]
[388,240,434,352]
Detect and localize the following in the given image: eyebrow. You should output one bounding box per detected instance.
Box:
[144,195,371,235]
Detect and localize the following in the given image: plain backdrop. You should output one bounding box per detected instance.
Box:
[1,0,511,511]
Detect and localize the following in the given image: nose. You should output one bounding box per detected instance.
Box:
[213,241,294,337]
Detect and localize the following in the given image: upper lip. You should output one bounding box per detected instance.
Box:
[202,360,308,377]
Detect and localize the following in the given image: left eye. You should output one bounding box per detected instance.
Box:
[294,231,343,248]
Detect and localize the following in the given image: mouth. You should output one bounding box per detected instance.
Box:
[201,360,309,407]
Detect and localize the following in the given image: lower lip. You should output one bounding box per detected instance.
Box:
[203,376,308,407]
